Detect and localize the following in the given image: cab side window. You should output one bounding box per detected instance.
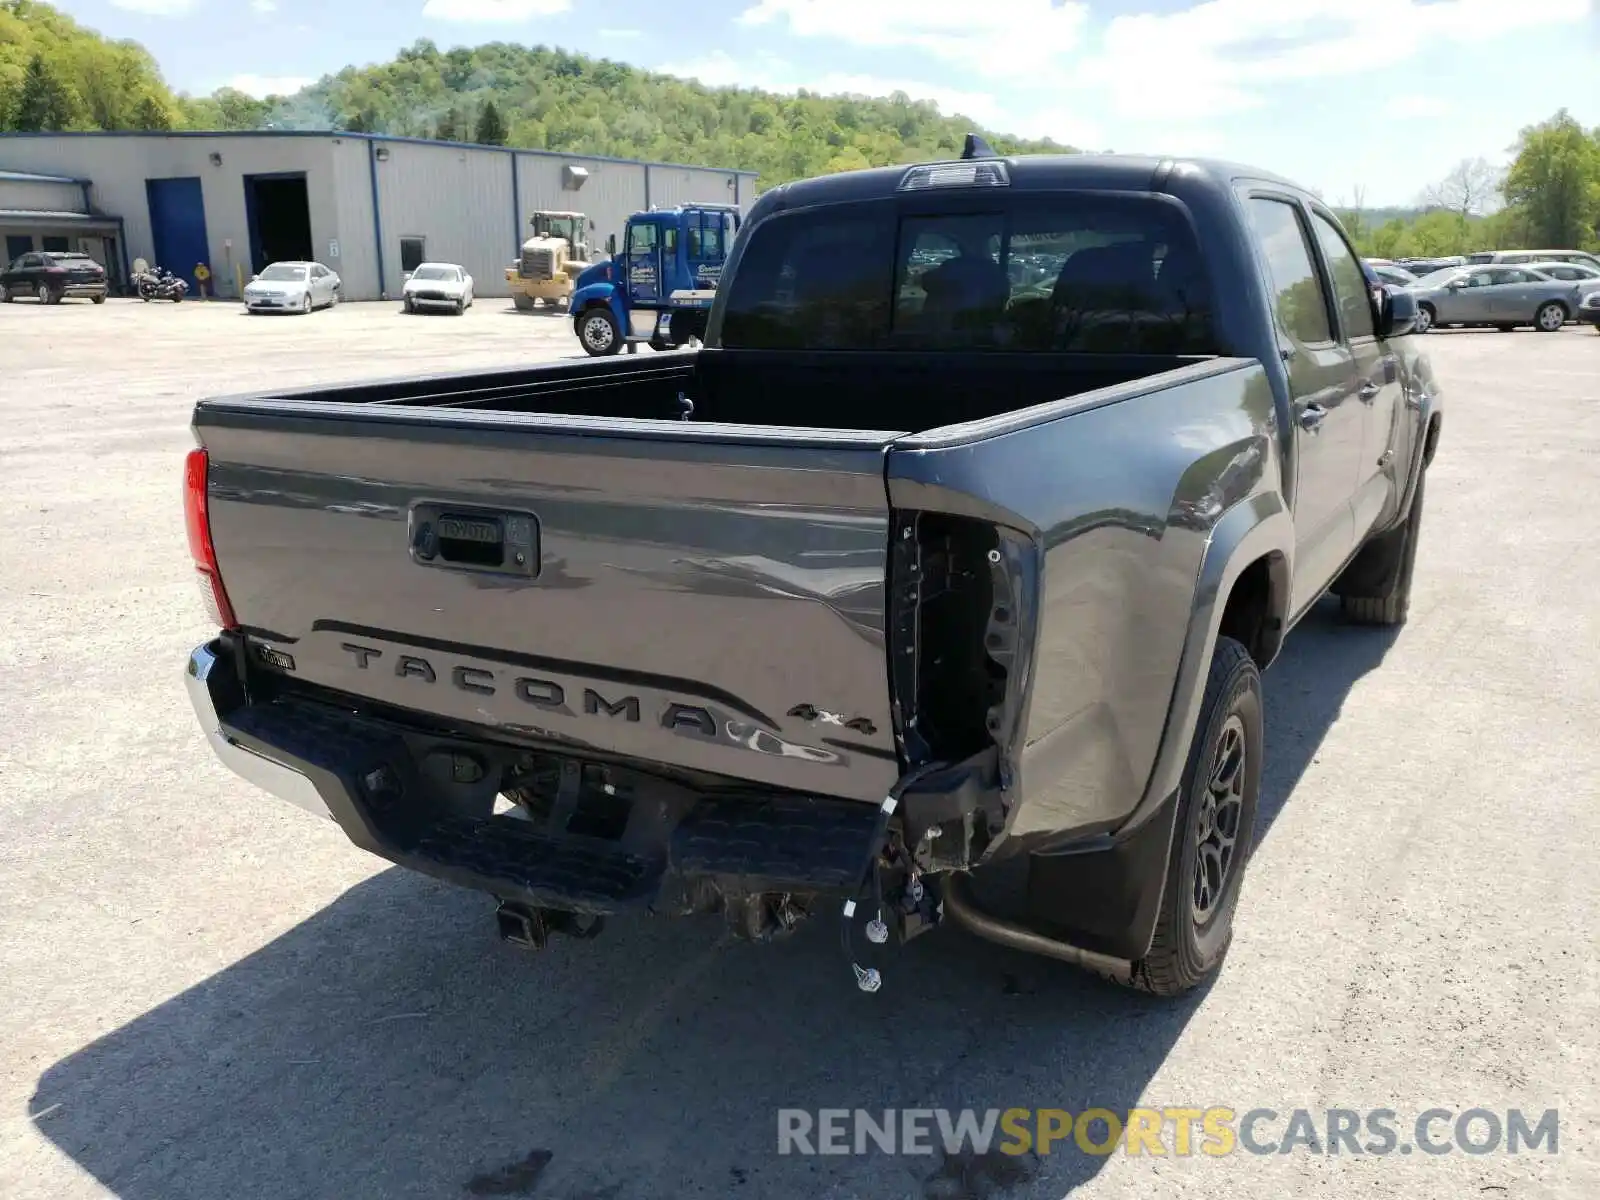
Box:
[1310,212,1375,339]
[626,223,657,256]
[1247,198,1332,346]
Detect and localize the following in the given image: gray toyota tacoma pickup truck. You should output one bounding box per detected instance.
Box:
[183,141,1442,996]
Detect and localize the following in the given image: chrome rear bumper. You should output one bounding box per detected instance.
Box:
[184,641,331,820]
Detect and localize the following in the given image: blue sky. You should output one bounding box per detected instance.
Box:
[52,0,1600,205]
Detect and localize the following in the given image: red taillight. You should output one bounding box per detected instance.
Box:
[184,448,237,630]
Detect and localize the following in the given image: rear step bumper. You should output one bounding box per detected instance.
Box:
[185,640,885,914]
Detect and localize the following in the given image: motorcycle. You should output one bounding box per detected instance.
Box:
[134,265,188,303]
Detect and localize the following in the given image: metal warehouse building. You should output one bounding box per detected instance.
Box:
[0,131,757,301]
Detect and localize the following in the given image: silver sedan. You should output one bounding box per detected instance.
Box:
[243,261,342,314]
[1407,265,1581,334]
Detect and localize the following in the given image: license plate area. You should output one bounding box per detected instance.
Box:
[409,502,540,578]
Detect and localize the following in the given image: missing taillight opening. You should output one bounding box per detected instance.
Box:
[184,448,237,630]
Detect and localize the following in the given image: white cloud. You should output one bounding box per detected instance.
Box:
[420,0,571,19]
[227,73,314,97]
[1085,0,1595,120]
[657,51,1005,125]
[738,0,1089,76]
[1391,95,1451,119]
[599,28,642,38]
[250,0,276,12]
[731,0,1592,121]
[108,0,199,13]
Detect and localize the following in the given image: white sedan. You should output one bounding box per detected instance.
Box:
[243,261,341,314]
[402,263,474,314]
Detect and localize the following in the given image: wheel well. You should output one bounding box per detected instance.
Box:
[1423,414,1442,467]
[1540,298,1570,317]
[1417,300,1436,314]
[1218,553,1287,669]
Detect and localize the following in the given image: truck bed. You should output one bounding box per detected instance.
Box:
[195,349,1251,815]
[222,348,1218,433]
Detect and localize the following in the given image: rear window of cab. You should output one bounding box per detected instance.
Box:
[719,195,1216,355]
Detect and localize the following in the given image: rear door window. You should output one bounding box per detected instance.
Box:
[718,195,1213,353]
[1309,212,1375,340]
[1246,198,1333,346]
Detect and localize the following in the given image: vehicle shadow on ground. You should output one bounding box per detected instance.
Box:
[31,603,1394,1200]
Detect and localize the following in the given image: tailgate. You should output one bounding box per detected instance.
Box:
[196,402,905,802]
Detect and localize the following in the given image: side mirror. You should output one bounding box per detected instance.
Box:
[1376,285,1418,338]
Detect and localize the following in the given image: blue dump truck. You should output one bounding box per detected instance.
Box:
[570,204,741,355]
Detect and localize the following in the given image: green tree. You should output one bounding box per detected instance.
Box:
[11,52,77,130]
[133,93,172,130]
[434,106,463,142]
[1501,110,1600,250]
[474,98,507,146]
[343,105,381,133]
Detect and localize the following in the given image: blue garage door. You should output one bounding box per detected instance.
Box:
[145,177,210,293]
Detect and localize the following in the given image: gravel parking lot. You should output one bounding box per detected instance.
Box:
[3,300,1597,1200]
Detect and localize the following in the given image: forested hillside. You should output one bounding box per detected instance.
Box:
[2,0,1595,244]
[0,1,1069,184]
[0,0,181,132]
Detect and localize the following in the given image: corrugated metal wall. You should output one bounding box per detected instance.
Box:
[0,134,757,302]
[328,137,379,300]
[646,166,744,215]
[0,178,84,212]
[373,139,515,299]
[515,153,646,265]
[0,135,347,297]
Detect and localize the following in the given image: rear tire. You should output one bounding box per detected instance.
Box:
[92,294,106,304]
[1131,637,1261,997]
[1534,301,1566,332]
[1413,303,1434,333]
[1340,468,1426,626]
[1495,324,1516,332]
[513,294,535,313]
[577,307,621,357]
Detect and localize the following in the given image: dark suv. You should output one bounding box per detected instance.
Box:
[1,251,109,304]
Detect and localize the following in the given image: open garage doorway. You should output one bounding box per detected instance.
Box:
[243,173,312,274]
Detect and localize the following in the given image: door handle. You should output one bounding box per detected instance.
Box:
[1358,381,1379,404]
[1297,404,1327,433]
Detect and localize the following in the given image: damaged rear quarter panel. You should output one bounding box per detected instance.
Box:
[886,358,1279,851]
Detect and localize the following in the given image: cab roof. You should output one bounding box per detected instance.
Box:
[755,152,1310,212]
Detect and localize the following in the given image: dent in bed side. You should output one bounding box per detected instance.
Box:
[885,358,1282,862]
[1020,472,1294,962]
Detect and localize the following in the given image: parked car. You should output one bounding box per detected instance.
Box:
[1366,261,1418,287]
[0,250,108,304]
[1406,265,1580,333]
[1577,289,1600,333]
[1523,260,1600,286]
[243,261,341,314]
[1397,256,1465,277]
[402,262,474,314]
[180,144,1440,998]
[1464,249,1600,271]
